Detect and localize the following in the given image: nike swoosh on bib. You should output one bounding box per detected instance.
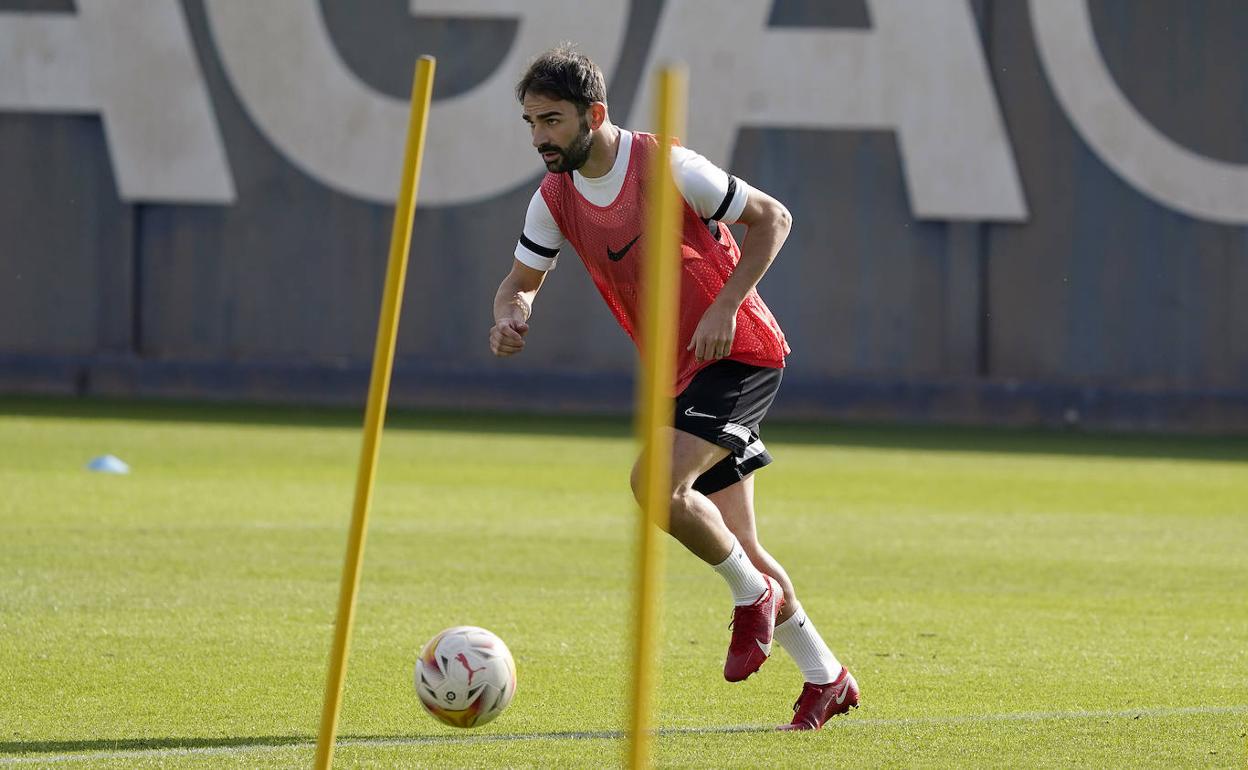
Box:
[606,234,640,262]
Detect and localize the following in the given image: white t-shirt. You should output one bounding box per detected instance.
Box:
[514,129,752,271]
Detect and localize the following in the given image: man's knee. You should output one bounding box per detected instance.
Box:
[630,464,695,529]
[668,479,697,511]
[631,450,702,497]
[673,477,732,527]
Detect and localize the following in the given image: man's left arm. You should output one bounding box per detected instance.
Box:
[689,187,792,362]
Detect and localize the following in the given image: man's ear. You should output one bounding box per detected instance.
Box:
[587,101,608,130]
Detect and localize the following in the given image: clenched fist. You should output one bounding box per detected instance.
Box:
[490,319,529,356]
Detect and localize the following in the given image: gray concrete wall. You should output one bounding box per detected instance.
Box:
[1,0,1246,432]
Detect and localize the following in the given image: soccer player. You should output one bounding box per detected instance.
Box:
[489,45,858,730]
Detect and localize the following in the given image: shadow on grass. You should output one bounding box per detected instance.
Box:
[0,735,311,754]
[0,725,775,756]
[0,395,629,440]
[3,395,1247,463]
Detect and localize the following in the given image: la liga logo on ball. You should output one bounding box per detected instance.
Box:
[414,626,516,728]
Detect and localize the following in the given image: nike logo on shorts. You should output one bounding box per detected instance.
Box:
[683,406,717,419]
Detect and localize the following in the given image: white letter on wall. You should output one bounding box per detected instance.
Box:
[0,0,235,203]
[633,0,1027,221]
[204,0,629,206]
[1031,0,1248,225]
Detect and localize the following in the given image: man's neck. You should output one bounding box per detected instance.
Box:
[577,123,622,179]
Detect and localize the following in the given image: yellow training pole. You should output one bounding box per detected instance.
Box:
[313,55,436,770]
[627,64,687,770]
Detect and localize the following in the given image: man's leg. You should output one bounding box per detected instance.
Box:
[708,475,799,623]
[630,427,735,564]
[711,475,859,728]
[629,428,783,681]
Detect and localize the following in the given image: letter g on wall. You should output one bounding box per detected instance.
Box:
[203,0,629,206]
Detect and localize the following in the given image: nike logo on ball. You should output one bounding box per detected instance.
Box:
[607,234,640,262]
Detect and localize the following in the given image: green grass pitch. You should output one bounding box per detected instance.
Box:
[1,397,1246,768]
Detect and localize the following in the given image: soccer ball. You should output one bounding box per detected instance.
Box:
[414,626,516,728]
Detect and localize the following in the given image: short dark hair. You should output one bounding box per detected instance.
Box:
[515,44,607,113]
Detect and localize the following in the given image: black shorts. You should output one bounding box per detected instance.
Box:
[674,360,783,496]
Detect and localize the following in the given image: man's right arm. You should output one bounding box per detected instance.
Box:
[493,188,563,357]
[490,259,547,357]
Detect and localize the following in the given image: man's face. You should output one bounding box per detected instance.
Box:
[522,93,593,173]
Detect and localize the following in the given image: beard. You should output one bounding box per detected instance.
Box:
[537,117,593,173]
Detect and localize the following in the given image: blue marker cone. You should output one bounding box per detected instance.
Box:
[86,455,130,474]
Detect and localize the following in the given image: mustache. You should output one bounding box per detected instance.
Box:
[537,145,563,156]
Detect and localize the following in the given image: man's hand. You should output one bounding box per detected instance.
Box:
[490,319,530,356]
[688,304,737,362]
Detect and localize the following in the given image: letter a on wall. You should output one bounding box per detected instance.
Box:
[0,0,235,203]
[632,0,1029,222]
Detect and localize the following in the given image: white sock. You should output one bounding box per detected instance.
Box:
[711,539,769,606]
[774,610,842,685]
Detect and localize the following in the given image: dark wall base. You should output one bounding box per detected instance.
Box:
[3,353,1246,435]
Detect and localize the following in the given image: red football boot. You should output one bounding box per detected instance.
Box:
[778,667,860,730]
[723,575,784,682]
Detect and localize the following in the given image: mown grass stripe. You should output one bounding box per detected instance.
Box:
[3,705,1244,765]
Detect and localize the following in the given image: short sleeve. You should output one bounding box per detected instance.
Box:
[670,146,752,224]
[514,189,566,271]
